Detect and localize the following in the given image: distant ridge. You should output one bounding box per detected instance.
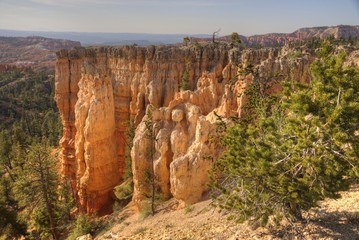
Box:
[0,29,210,46]
[1,25,358,47]
[1,25,358,69]
[193,25,359,47]
[0,36,81,69]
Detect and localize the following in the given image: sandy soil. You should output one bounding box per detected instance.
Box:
[95,185,359,240]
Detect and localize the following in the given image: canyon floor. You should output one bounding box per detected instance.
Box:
[95,185,359,240]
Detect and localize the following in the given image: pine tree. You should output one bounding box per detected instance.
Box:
[183,36,190,46]
[14,141,60,239]
[0,176,27,238]
[0,131,15,181]
[124,120,135,181]
[181,63,191,91]
[144,105,157,215]
[230,32,241,47]
[114,120,135,202]
[211,41,359,227]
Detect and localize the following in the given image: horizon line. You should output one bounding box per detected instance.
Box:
[0,24,358,38]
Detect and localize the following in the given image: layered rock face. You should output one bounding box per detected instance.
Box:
[55,45,314,213]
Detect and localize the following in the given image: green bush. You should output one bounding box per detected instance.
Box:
[181,63,191,91]
[67,214,101,240]
[114,178,133,201]
[287,49,302,60]
[184,205,194,214]
[133,227,147,235]
[139,200,152,219]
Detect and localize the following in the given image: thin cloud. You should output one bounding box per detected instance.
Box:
[28,0,226,7]
[29,0,87,7]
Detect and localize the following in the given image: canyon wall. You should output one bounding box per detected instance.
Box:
[55,45,314,213]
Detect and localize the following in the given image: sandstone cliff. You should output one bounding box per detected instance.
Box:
[55,44,316,213]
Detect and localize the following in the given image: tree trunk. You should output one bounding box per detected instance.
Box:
[145,107,156,216]
[151,135,155,215]
[289,202,303,221]
[44,194,58,240]
[39,160,58,240]
[2,164,15,182]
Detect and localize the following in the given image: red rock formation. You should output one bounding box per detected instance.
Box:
[55,45,316,213]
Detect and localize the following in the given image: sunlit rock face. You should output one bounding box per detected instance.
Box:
[55,45,315,213]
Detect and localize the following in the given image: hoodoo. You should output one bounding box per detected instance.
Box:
[55,45,314,213]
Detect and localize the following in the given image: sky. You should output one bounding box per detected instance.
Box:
[0,0,359,36]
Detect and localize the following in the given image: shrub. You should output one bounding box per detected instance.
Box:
[181,63,191,91]
[114,178,133,201]
[67,214,101,240]
[230,32,241,47]
[139,200,152,219]
[184,205,194,214]
[133,227,147,235]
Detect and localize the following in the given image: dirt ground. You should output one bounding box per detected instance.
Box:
[95,185,359,240]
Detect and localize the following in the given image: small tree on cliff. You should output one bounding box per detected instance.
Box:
[183,36,190,46]
[144,105,157,215]
[211,42,359,228]
[124,119,136,181]
[212,28,221,43]
[230,32,241,47]
[114,120,136,202]
[181,63,191,91]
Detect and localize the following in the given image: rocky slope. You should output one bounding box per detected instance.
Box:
[55,43,318,213]
[0,36,80,69]
[95,184,359,239]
